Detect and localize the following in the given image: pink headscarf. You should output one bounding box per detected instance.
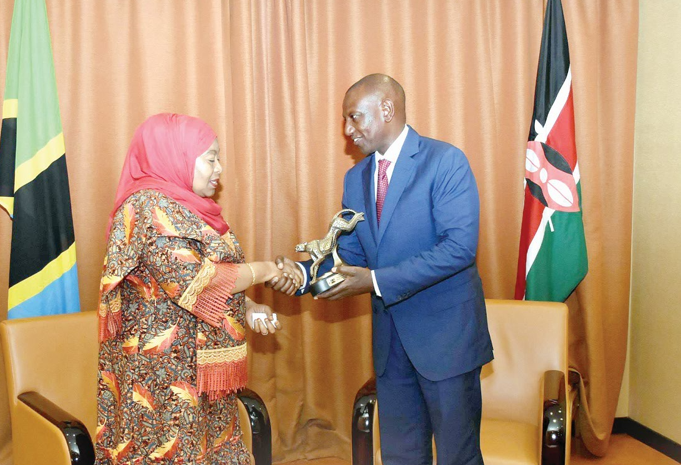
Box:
[108,113,229,235]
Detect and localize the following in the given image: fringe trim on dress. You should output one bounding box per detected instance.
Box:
[188,262,239,327]
[197,344,248,400]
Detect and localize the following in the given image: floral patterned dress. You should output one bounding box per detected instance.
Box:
[96,190,251,465]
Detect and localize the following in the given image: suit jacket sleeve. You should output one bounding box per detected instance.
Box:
[374,147,480,307]
[336,173,370,268]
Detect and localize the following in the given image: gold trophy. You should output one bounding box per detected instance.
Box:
[295,209,365,296]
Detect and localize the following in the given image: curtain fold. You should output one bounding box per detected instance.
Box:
[0,0,637,460]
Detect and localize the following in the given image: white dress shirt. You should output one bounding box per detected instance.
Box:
[371,125,409,296]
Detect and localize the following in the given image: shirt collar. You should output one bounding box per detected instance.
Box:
[375,125,409,164]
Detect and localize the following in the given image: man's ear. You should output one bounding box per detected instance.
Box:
[381,99,395,123]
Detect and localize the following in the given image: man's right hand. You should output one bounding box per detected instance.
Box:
[265,255,304,295]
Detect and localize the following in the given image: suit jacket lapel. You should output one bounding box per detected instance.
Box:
[377,128,419,246]
[362,158,378,243]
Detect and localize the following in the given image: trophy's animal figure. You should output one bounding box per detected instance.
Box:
[295,209,365,283]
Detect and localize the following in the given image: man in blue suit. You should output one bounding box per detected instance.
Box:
[276,74,493,464]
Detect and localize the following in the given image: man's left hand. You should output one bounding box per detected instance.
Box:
[316,265,373,300]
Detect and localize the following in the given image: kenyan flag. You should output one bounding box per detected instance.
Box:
[515,0,587,302]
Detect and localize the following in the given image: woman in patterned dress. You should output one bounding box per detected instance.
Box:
[96,113,300,464]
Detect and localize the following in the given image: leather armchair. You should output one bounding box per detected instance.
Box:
[1,311,271,465]
[352,299,574,465]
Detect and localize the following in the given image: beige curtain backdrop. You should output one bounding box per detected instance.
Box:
[0,0,637,461]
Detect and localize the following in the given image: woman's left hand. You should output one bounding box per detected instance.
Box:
[245,300,281,335]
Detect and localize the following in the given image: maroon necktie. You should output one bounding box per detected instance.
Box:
[376,159,391,224]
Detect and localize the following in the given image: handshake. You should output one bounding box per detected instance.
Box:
[262,256,304,296]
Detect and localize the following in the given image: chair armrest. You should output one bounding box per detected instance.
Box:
[542,370,567,465]
[238,388,272,465]
[16,391,269,465]
[14,392,94,465]
[352,377,377,465]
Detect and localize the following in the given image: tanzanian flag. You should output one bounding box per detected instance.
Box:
[0,0,80,319]
[514,0,588,302]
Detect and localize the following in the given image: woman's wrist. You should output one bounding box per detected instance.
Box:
[251,261,278,284]
[264,261,279,282]
[245,263,256,287]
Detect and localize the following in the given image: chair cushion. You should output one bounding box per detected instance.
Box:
[481,300,568,427]
[1,312,99,436]
[481,419,539,465]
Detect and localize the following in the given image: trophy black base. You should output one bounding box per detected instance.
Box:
[310,273,345,297]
